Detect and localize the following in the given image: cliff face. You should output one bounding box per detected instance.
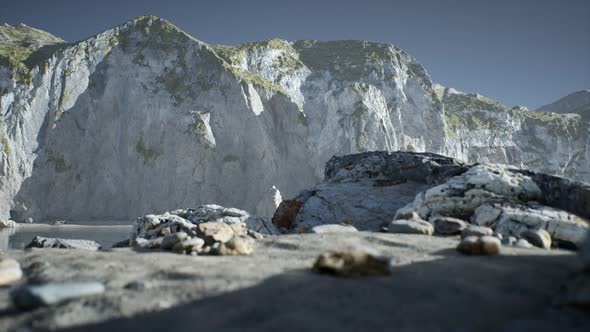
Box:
[0,16,588,222]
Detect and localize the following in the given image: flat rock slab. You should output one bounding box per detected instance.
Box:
[0,233,586,331]
[11,281,105,310]
[25,236,102,250]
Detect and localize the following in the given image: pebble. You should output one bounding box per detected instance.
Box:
[313,251,394,277]
[387,219,433,235]
[394,210,422,221]
[457,235,501,255]
[0,258,23,286]
[197,222,235,244]
[520,229,552,249]
[310,224,359,234]
[430,216,468,235]
[247,229,264,240]
[516,238,533,249]
[461,226,494,239]
[217,236,255,256]
[11,281,105,310]
[25,236,101,250]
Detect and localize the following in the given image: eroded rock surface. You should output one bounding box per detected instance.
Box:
[1,17,589,223]
[275,152,590,247]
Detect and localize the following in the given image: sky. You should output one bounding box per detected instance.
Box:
[1,0,589,109]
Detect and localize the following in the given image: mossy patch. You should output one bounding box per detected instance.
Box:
[0,24,66,84]
[47,151,70,173]
[135,135,161,165]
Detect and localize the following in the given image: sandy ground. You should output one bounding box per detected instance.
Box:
[0,232,588,331]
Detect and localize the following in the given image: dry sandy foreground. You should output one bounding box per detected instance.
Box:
[0,232,588,331]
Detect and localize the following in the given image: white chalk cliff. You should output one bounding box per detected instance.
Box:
[0,16,588,222]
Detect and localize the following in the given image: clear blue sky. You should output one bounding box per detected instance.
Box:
[2,0,589,109]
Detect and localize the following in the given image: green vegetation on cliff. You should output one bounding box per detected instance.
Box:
[0,24,66,84]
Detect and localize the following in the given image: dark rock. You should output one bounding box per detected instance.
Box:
[431,216,469,235]
[25,236,101,250]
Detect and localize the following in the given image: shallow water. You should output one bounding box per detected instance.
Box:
[0,223,132,250]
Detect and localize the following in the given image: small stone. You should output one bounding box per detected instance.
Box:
[135,237,163,249]
[247,229,264,240]
[430,216,468,235]
[515,238,533,249]
[217,236,255,256]
[313,251,394,277]
[394,210,421,221]
[0,219,17,228]
[457,235,501,255]
[25,236,101,250]
[124,280,151,290]
[161,232,188,250]
[310,224,359,234]
[493,231,503,241]
[11,281,105,310]
[520,229,552,250]
[197,222,235,244]
[25,218,33,224]
[0,258,23,286]
[172,237,205,254]
[461,226,494,239]
[387,219,433,235]
[502,236,517,246]
[111,239,130,248]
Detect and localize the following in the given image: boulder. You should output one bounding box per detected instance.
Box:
[431,216,469,235]
[272,152,467,232]
[388,219,433,235]
[520,229,552,250]
[461,226,494,239]
[457,236,501,256]
[216,236,255,256]
[310,224,358,234]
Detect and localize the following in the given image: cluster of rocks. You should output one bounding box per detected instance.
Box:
[274,152,589,257]
[390,163,589,254]
[131,205,277,256]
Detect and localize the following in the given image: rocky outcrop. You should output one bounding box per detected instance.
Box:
[275,151,590,248]
[273,151,467,232]
[131,204,276,255]
[1,16,589,222]
[535,90,590,121]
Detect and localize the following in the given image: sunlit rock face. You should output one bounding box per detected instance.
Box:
[0,16,588,222]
